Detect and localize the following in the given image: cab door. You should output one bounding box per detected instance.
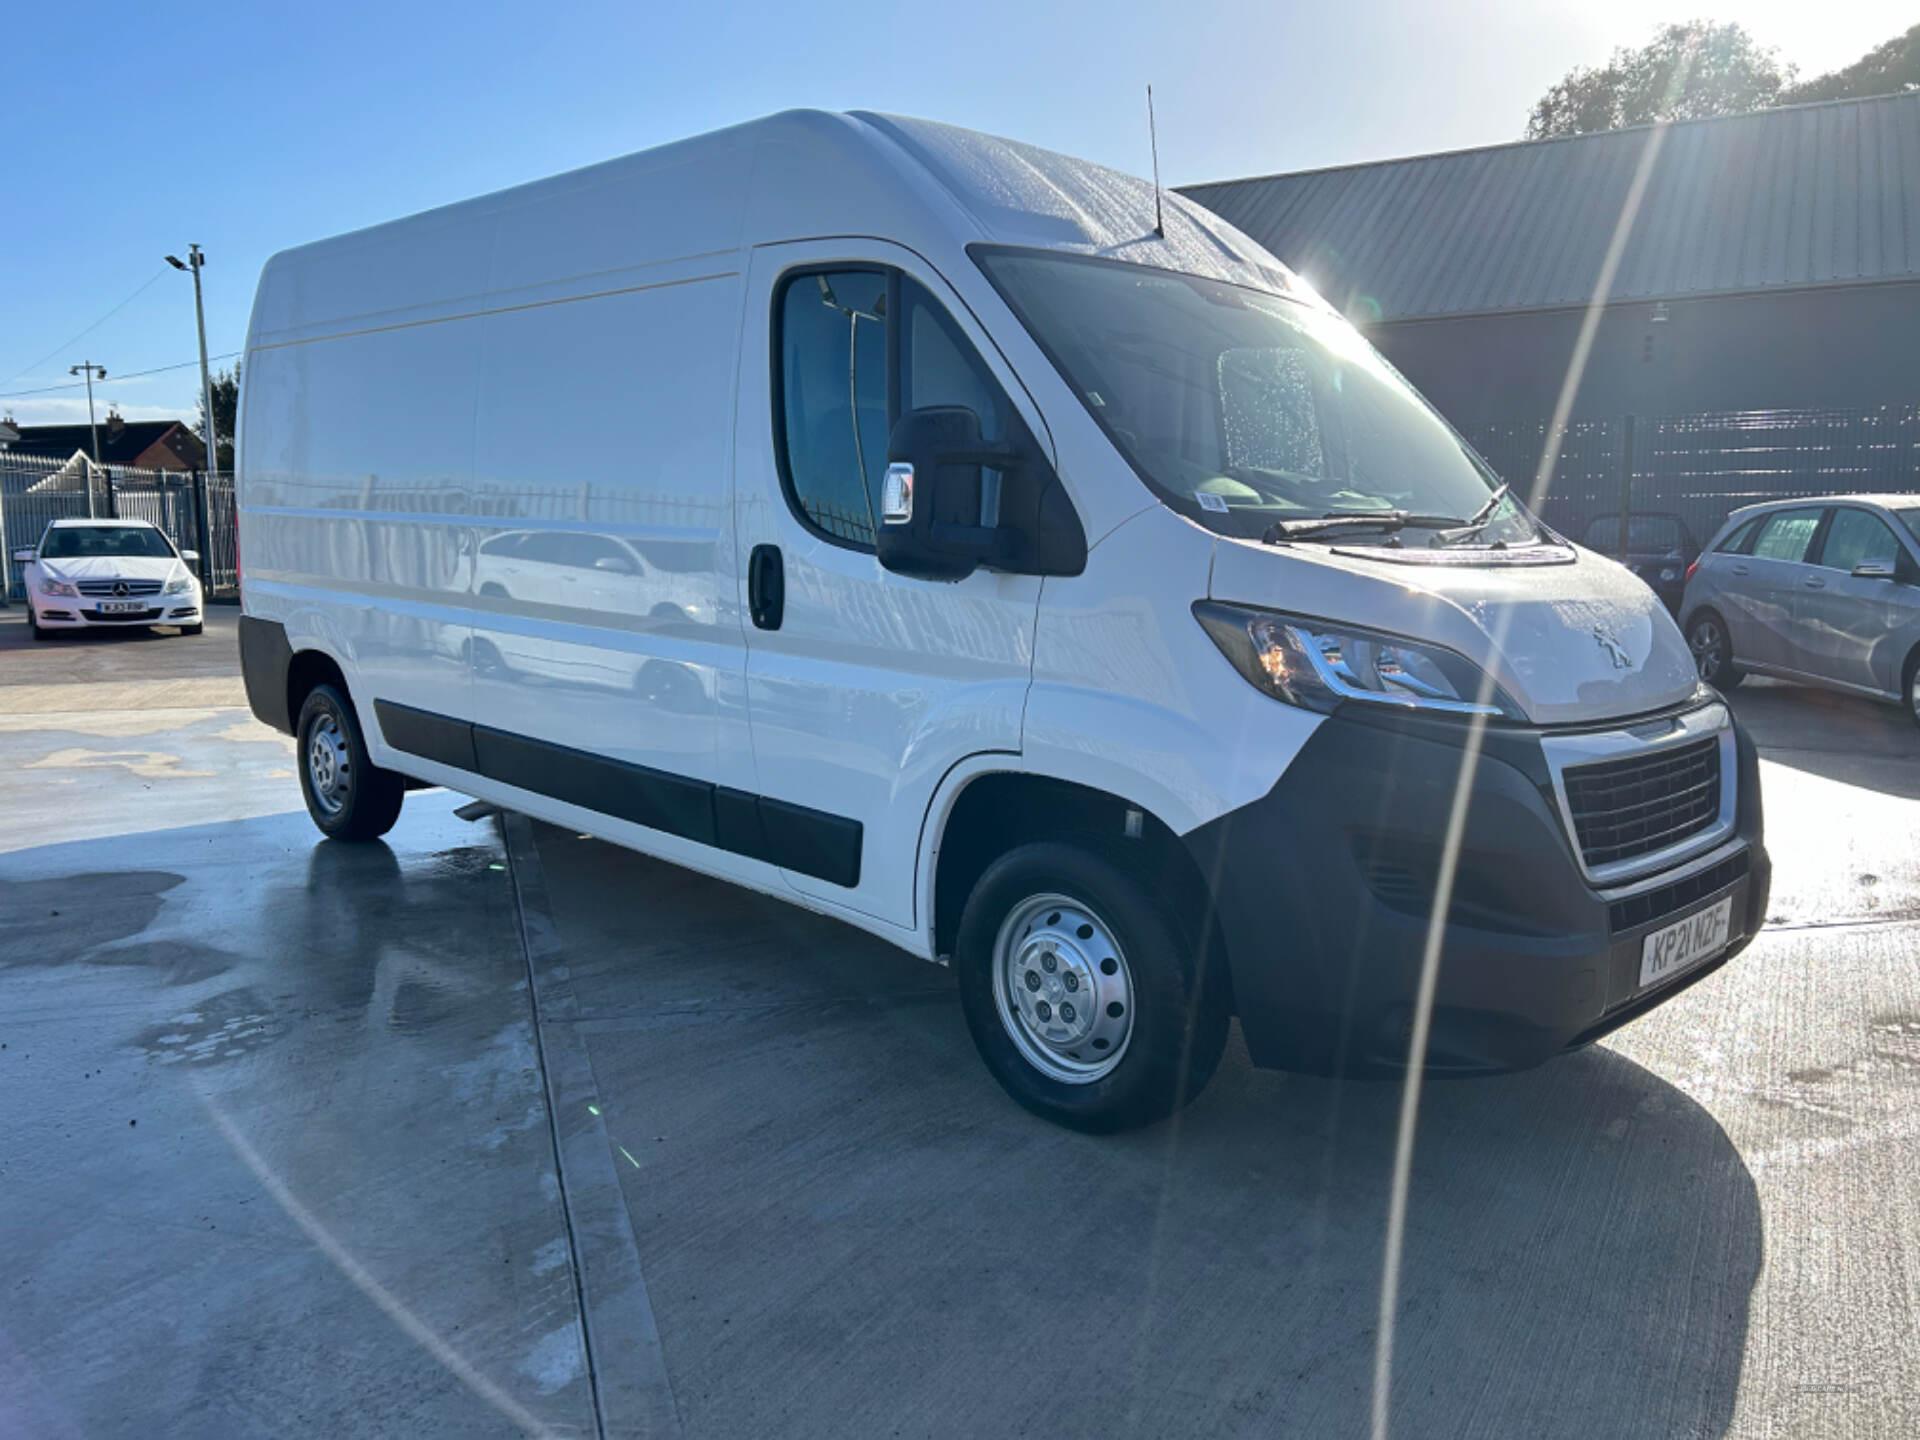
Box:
[732,241,1048,929]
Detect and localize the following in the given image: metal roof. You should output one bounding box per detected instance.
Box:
[1180,91,1920,322]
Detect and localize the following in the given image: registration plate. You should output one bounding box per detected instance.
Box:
[97,600,145,614]
[1639,895,1733,990]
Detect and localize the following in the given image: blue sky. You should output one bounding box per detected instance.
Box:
[3,0,1907,428]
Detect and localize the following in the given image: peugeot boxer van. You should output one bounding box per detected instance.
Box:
[236,111,1770,1131]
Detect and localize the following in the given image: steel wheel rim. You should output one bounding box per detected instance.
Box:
[307,713,352,817]
[991,892,1134,1085]
[1689,620,1722,681]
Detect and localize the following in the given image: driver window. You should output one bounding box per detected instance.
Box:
[775,266,1016,551]
[1816,508,1900,572]
[777,269,890,547]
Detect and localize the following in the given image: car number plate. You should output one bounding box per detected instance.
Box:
[1640,895,1733,989]
[98,600,145,614]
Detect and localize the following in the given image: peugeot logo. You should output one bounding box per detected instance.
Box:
[112,580,129,597]
[1593,624,1632,670]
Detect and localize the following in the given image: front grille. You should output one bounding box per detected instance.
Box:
[76,579,162,596]
[1608,849,1750,933]
[1563,735,1721,871]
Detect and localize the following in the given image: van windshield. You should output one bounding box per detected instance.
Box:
[974,249,1537,547]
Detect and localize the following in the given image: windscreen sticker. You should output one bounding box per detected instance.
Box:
[1196,492,1230,513]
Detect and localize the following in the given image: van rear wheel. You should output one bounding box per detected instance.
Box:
[296,683,405,841]
[955,841,1229,1132]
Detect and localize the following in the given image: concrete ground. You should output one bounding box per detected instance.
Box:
[2,605,1917,1438]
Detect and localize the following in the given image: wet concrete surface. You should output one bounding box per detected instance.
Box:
[2,610,1917,1437]
[0,610,595,1437]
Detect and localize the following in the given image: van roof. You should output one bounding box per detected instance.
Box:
[247,111,1305,347]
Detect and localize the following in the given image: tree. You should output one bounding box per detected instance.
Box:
[193,362,240,471]
[1781,23,1920,104]
[1526,21,1790,139]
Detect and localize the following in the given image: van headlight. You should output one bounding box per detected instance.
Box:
[1193,602,1524,720]
[164,575,193,594]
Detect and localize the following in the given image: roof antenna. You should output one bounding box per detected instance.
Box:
[1146,84,1165,238]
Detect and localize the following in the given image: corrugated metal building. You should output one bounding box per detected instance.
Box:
[1181,91,1920,424]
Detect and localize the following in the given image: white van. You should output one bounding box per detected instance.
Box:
[236,111,1770,1131]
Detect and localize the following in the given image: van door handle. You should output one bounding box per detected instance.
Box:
[748,544,784,630]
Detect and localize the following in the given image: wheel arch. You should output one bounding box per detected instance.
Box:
[922,765,1235,1012]
[286,648,350,734]
[1681,602,1728,639]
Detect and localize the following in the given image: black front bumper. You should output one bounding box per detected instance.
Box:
[1182,701,1770,1076]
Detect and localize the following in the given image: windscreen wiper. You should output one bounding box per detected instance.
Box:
[1264,509,1472,544]
[1434,484,1514,545]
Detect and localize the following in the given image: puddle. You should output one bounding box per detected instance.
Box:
[0,872,186,967]
[131,987,284,1064]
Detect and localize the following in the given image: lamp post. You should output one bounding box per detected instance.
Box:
[69,361,106,517]
[165,246,218,474]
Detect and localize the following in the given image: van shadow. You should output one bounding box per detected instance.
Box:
[1113,1044,1764,1439]
[1728,678,1920,798]
[532,831,1763,1440]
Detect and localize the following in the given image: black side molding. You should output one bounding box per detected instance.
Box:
[374,701,478,773]
[472,723,717,850]
[238,616,294,734]
[375,700,862,888]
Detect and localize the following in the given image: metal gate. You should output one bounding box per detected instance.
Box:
[2,452,239,603]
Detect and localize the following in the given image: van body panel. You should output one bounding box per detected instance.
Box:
[1027,507,1324,837]
[1209,535,1700,727]
[466,269,749,798]
[243,312,480,728]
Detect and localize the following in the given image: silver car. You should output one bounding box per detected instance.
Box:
[1680,493,1920,728]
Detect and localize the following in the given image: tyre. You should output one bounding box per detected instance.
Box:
[1686,611,1742,690]
[181,623,204,637]
[296,682,405,841]
[29,608,48,641]
[954,841,1230,1133]
[1905,651,1920,734]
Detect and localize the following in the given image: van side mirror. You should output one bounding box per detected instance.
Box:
[876,407,1086,583]
[1852,558,1897,580]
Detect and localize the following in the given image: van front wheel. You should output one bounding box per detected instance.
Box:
[296,683,405,841]
[955,841,1228,1132]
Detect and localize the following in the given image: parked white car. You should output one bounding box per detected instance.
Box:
[14,518,204,639]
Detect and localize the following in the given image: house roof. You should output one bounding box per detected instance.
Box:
[1179,90,1920,323]
[6,420,204,467]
